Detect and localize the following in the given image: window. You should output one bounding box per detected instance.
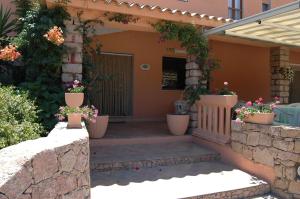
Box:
[228,0,243,20]
[162,57,186,90]
[262,3,271,12]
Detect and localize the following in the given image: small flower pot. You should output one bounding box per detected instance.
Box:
[67,113,82,129]
[167,114,190,136]
[243,113,275,125]
[87,116,109,139]
[65,93,84,107]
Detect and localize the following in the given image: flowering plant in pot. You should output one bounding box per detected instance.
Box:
[56,105,98,128]
[235,97,279,125]
[65,80,85,107]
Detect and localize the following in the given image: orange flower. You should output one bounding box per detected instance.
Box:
[44,26,64,46]
[0,45,21,61]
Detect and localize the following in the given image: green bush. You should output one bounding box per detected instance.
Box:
[0,86,43,149]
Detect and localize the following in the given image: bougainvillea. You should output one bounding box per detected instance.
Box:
[0,45,21,61]
[43,26,64,46]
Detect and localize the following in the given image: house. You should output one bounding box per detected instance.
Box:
[4,0,299,121]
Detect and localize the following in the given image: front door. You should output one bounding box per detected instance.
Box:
[290,65,300,103]
[89,53,133,117]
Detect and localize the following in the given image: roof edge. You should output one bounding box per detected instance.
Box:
[204,0,300,36]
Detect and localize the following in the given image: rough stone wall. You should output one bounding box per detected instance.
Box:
[0,122,90,199]
[270,46,290,104]
[231,121,300,199]
[185,56,202,132]
[62,19,83,83]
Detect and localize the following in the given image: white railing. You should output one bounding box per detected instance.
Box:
[193,95,238,144]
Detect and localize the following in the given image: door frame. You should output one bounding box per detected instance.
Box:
[100,52,134,120]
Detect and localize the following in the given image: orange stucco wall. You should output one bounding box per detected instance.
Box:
[210,40,271,102]
[94,31,186,119]
[290,51,300,64]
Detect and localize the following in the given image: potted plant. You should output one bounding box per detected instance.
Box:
[87,109,109,139]
[198,82,237,107]
[235,97,279,125]
[167,113,190,136]
[167,95,191,136]
[56,106,97,129]
[65,80,85,107]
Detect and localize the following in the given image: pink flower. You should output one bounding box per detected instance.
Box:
[258,97,263,102]
[224,82,228,86]
[235,108,241,114]
[246,101,252,107]
[270,104,277,109]
[274,96,280,101]
[235,118,243,123]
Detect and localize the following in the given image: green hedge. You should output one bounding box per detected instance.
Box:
[0,86,43,149]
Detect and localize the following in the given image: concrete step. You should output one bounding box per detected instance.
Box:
[90,141,220,172]
[91,161,270,199]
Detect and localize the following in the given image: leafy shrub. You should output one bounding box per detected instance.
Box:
[20,74,64,134]
[0,86,43,149]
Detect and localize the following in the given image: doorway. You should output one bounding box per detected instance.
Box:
[89,53,133,117]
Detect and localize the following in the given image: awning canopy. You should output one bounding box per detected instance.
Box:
[204,1,300,47]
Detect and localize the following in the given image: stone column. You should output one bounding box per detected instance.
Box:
[62,19,83,83]
[185,56,202,133]
[270,46,290,104]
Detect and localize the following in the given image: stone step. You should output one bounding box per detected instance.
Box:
[90,141,220,172]
[91,161,270,199]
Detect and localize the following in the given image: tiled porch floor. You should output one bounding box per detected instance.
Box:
[103,121,172,139]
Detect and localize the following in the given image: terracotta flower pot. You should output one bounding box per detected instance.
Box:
[65,93,84,108]
[67,113,82,129]
[198,95,238,107]
[167,114,190,136]
[88,116,109,139]
[244,112,275,125]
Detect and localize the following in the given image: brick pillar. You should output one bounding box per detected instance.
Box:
[270,46,290,104]
[62,19,83,83]
[185,56,202,132]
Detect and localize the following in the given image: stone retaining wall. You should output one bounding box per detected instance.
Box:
[0,122,90,199]
[231,121,300,199]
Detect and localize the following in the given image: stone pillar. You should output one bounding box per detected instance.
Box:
[270,46,290,104]
[185,56,202,132]
[62,19,83,83]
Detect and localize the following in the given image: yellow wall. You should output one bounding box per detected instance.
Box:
[94,31,185,119]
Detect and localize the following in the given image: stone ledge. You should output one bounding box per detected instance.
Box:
[0,122,90,199]
[230,120,300,198]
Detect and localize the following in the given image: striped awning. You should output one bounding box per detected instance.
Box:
[204,1,300,47]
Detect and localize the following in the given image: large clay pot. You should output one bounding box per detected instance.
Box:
[88,115,109,138]
[167,114,190,136]
[244,113,275,125]
[67,113,82,129]
[65,93,84,107]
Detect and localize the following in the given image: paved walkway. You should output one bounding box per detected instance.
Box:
[103,121,171,138]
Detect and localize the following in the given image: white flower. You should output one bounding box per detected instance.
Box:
[224,81,229,86]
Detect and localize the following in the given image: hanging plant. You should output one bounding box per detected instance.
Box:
[104,12,139,24]
[279,66,295,82]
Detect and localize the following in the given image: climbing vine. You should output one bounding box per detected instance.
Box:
[104,12,139,24]
[153,21,220,104]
